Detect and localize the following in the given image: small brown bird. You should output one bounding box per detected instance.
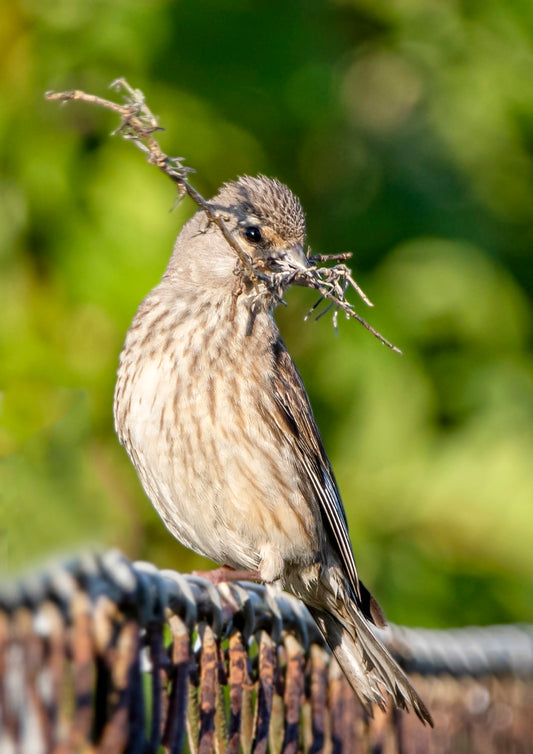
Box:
[114,175,432,723]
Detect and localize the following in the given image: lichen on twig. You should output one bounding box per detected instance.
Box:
[45,78,401,353]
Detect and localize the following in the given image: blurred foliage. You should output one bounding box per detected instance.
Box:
[1,0,533,628]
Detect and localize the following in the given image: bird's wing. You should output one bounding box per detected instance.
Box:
[269,337,363,603]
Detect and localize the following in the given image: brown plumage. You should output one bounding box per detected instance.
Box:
[113,175,432,724]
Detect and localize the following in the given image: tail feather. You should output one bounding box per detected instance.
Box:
[307,604,433,726]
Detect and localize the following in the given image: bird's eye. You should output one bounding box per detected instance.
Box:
[243,226,262,244]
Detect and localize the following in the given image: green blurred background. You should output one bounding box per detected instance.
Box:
[1,0,533,628]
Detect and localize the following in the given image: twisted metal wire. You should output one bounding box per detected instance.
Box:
[1,550,532,753]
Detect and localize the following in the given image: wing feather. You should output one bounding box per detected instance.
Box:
[268,337,362,602]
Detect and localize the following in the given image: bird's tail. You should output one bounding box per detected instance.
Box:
[306,603,433,726]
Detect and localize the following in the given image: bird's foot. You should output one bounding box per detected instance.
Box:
[192,565,262,584]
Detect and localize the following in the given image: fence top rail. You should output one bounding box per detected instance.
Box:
[1,548,532,679]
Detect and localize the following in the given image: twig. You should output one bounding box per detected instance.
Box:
[45,79,259,283]
[45,79,401,353]
[300,266,401,353]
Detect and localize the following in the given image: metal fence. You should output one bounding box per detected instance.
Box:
[1,551,532,753]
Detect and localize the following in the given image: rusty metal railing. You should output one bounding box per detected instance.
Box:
[1,550,532,753]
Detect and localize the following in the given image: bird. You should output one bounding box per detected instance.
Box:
[113,174,432,724]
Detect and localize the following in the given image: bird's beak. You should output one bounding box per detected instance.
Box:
[266,243,309,282]
[285,243,309,272]
[283,243,310,287]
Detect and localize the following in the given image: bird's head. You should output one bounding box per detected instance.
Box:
[165,175,308,293]
[216,174,308,276]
